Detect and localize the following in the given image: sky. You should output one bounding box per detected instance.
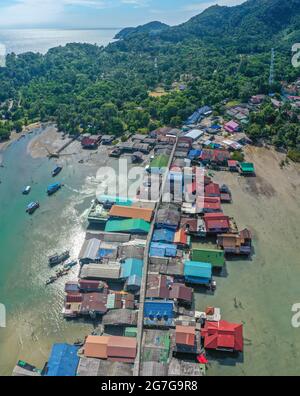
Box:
[0,0,246,28]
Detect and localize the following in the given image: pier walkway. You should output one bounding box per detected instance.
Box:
[134,136,178,376]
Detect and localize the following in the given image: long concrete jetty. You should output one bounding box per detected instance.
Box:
[134,137,178,376]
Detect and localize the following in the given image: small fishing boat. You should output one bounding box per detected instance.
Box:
[55,268,71,278]
[48,250,70,266]
[26,201,39,214]
[22,186,31,195]
[46,276,57,286]
[63,260,77,270]
[47,182,61,196]
[52,166,63,177]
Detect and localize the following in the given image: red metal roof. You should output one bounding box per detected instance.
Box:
[204,213,230,231]
[180,217,198,233]
[169,283,193,302]
[200,149,230,163]
[146,274,170,299]
[205,183,221,196]
[228,160,238,167]
[79,279,108,291]
[201,320,243,352]
[80,292,108,314]
[66,293,83,303]
[199,196,221,211]
[81,137,100,146]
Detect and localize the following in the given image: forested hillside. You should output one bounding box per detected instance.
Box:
[0,0,300,154]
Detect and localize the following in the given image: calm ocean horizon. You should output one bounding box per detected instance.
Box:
[0,28,120,55]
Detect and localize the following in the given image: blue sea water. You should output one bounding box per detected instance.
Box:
[0,28,119,55]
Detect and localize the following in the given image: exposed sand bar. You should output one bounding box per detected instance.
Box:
[196,146,300,375]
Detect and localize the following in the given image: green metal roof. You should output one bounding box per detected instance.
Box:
[105,218,151,233]
[239,162,255,173]
[191,248,225,267]
[125,327,138,337]
[150,155,169,168]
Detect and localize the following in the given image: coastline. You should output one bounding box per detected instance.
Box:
[0,122,42,153]
[197,145,300,375]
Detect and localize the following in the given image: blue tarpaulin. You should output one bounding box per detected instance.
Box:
[188,149,201,160]
[45,344,79,377]
[97,248,114,258]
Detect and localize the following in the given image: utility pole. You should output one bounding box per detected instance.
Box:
[269,48,275,87]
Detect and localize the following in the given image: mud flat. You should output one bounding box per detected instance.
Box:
[195,146,300,376]
[27,124,71,159]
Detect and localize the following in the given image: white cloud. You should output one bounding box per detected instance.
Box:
[0,0,109,26]
[0,0,247,27]
[184,0,245,13]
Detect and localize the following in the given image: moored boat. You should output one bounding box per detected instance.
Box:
[46,276,57,286]
[48,250,70,266]
[26,202,39,214]
[52,166,63,177]
[22,186,31,195]
[47,182,61,196]
[63,260,77,270]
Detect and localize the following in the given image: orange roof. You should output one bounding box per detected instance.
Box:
[174,228,188,245]
[107,336,137,360]
[176,325,196,346]
[84,335,109,359]
[109,205,153,222]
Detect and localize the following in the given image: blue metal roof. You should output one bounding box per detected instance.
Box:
[45,344,79,377]
[185,106,212,125]
[211,124,221,130]
[144,300,174,319]
[121,258,143,279]
[152,228,175,244]
[184,261,212,279]
[150,242,177,258]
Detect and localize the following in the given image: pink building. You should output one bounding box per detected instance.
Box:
[224,120,240,133]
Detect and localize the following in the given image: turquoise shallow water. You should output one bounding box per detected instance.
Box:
[0,127,136,375]
[0,129,100,375]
